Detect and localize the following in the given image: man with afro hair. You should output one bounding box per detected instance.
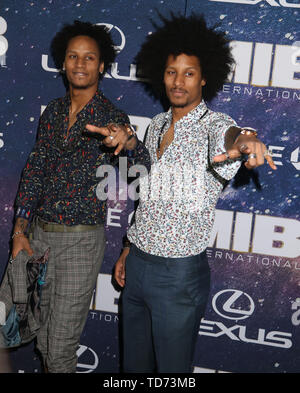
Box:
[11,20,150,373]
[114,14,276,373]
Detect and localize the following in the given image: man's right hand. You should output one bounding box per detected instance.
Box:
[114,247,130,287]
[12,235,33,259]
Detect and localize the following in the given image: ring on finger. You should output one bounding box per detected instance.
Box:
[248,153,256,159]
[109,135,114,141]
[240,144,248,151]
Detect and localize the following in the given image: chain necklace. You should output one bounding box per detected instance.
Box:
[157,122,173,159]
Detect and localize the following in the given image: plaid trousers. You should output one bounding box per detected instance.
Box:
[31,221,106,373]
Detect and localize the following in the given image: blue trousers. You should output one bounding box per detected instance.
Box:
[121,245,210,373]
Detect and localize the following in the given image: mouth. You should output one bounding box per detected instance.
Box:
[72,72,88,78]
[170,89,187,97]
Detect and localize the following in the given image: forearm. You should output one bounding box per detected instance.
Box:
[13,217,30,236]
[15,154,46,215]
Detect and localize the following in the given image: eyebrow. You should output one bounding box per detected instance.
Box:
[166,65,198,70]
[66,49,98,55]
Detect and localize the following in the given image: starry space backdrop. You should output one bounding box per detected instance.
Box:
[0,0,299,373]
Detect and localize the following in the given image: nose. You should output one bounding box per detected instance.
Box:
[173,73,184,87]
[75,57,85,67]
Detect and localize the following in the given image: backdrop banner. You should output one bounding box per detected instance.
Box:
[0,0,299,373]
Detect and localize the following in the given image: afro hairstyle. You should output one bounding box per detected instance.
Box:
[50,20,116,78]
[135,13,234,102]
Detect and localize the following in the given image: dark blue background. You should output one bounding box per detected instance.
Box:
[0,0,299,373]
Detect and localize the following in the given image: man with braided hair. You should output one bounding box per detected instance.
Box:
[114,14,276,373]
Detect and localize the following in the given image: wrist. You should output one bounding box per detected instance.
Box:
[124,124,137,151]
[225,126,258,150]
[12,231,25,239]
[123,237,131,249]
[122,247,130,257]
[239,127,258,137]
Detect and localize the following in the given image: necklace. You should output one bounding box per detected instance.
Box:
[157,122,173,159]
[157,121,167,159]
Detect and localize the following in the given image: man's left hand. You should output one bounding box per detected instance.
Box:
[213,134,277,170]
[85,123,137,155]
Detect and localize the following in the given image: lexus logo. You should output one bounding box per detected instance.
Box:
[76,345,99,373]
[0,16,8,65]
[212,289,255,320]
[96,23,126,53]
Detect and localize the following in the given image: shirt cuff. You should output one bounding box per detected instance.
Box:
[15,207,32,220]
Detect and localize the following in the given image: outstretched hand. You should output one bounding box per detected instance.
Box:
[85,123,136,155]
[213,134,277,170]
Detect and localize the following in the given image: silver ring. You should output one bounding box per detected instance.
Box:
[264,149,272,157]
[109,135,114,141]
[224,152,230,159]
[248,153,256,159]
[239,144,248,152]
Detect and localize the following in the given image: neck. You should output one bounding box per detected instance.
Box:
[171,106,190,123]
[171,100,202,123]
[69,85,97,113]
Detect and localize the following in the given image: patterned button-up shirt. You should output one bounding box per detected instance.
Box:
[16,91,150,225]
[127,101,241,257]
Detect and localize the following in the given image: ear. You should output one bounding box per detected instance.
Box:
[62,61,65,71]
[99,61,104,74]
[201,78,206,86]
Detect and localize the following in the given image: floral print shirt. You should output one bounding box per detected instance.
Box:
[16,91,150,225]
[127,101,241,257]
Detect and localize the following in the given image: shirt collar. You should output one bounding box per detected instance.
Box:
[59,90,103,116]
[165,100,208,126]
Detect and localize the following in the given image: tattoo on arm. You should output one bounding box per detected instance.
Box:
[15,217,29,233]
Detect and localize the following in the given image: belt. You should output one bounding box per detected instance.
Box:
[36,217,101,233]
